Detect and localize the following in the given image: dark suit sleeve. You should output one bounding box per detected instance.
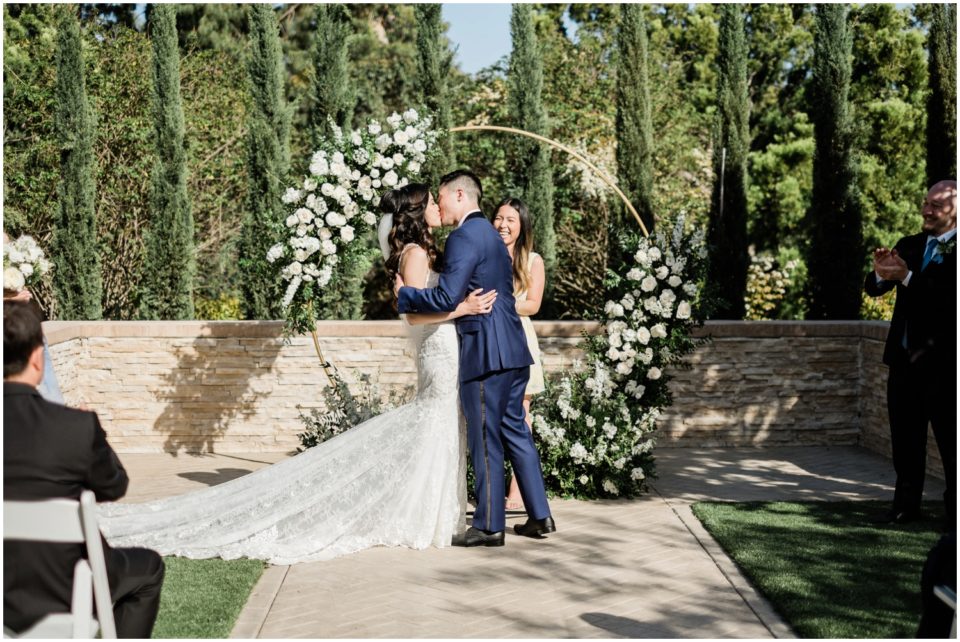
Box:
[397,229,479,314]
[85,413,129,502]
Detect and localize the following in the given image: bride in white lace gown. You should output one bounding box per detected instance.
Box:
[99,184,497,565]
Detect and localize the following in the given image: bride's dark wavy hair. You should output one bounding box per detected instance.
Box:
[380,183,443,282]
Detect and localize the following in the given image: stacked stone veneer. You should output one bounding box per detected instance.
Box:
[43,320,942,478]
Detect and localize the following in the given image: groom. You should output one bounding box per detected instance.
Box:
[395,169,555,547]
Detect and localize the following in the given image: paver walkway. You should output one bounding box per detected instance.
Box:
[117,445,946,638]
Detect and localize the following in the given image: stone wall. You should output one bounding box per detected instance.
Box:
[42,320,943,479]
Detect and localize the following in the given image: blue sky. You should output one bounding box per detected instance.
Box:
[442,3,514,75]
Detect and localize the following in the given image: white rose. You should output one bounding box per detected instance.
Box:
[362,212,377,226]
[319,228,332,241]
[320,183,335,197]
[659,289,676,306]
[602,480,619,496]
[310,158,329,176]
[407,160,421,174]
[616,361,633,376]
[683,283,698,296]
[648,247,662,261]
[296,224,308,237]
[282,188,302,204]
[266,243,285,263]
[383,170,399,187]
[303,178,317,192]
[641,275,658,292]
[296,208,314,224]
[380,157,395,170]
[392,153,404,165]
[676,301,692,319]
[321,240,337,255]
[18,263,34,277]
[403,108,419,123]
[285,214,298,228]
[647,367,662,380]
[631,467,646,481]
[368,121,382,135]
[579,475,589,485]
[393,130,409,145]
[668,275,683,287]
[387,112,402,128]
[288,261,303,275]
[636,327,651,345]
[413,138,427,153]
[340,226,355,242]
[608,332,622,348]
[651,323,667,339]
[351,131,363,146]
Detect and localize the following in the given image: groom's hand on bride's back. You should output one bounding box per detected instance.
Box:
[462,288,497,315]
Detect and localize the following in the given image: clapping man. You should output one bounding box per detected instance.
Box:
[4,301,165,638]
[864,180,956,529]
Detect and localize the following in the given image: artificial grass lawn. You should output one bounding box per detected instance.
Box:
[692,500,946,638]
[151,557,265,639]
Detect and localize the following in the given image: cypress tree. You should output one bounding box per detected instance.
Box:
[706,4,751,319]
[51,6,102,320]
[240,4,291,320]
[806,4,862,319]
[414,3,455,184]
[926,3,957,185]
[140,3,194,320]
[309,3,354,149]
[615,3,655,244]
[508,4,556,285]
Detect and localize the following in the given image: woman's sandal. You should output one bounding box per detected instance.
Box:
[505,497,525,512]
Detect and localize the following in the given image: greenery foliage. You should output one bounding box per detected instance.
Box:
[139,4,194,320]
[297,368,409,451]
[308,3,354,147]
[806,4,862,320]
[240,4,291,320]
[693,501,946,638]
[2,4,946,322]
[706,4,750,320]
[51,5,102,320]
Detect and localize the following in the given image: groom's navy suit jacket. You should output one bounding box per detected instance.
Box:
[398,211,533,382]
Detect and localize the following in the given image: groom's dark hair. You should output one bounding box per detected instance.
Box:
[4,301,44,378]
[440,169,482,206]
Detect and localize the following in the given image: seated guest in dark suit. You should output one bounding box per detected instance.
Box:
[3,301,165,638]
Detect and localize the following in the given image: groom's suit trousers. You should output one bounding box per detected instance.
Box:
[461,366,551,532]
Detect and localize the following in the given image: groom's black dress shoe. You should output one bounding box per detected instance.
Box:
[514,516,556,538]
[461,527,505,547]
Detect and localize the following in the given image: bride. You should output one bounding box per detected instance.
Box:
[99,184,496,565]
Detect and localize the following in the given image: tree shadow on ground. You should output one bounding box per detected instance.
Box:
[153,324,285,454]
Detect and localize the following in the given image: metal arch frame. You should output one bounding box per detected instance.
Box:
[449,124,650,238]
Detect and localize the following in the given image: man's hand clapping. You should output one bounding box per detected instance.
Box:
[873,247,909,282]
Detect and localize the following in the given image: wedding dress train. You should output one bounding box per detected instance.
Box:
[99,276,466,565]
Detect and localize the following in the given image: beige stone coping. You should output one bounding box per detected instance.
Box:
[42,318,888,345]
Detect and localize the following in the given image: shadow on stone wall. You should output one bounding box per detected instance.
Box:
[154,327,285,455]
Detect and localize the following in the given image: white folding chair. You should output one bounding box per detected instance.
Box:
[934,584,957,639]
[3,490,117,639]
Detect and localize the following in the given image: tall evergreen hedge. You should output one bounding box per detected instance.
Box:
[414,3,455,185]
[309,3,353,148]
[926,3,957,185]
[140,3,194,320]
[508,4,556,285]
[806,4,862,320]
[706,4,750,319]
[240,4,291,320]
[51,6,102,320]
[615,3,655,242]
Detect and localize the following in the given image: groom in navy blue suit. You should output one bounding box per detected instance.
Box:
[396,170,555,546]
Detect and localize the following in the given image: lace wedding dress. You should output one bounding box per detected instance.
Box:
[99,270,467,565]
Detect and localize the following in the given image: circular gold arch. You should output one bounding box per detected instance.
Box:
[450,125,650,238]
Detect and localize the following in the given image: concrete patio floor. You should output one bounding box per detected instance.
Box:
[116,445,947,639]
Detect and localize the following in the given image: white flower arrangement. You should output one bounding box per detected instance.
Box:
[532,215,707,499]
[3,235,52,293]
[269,109,440,332]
